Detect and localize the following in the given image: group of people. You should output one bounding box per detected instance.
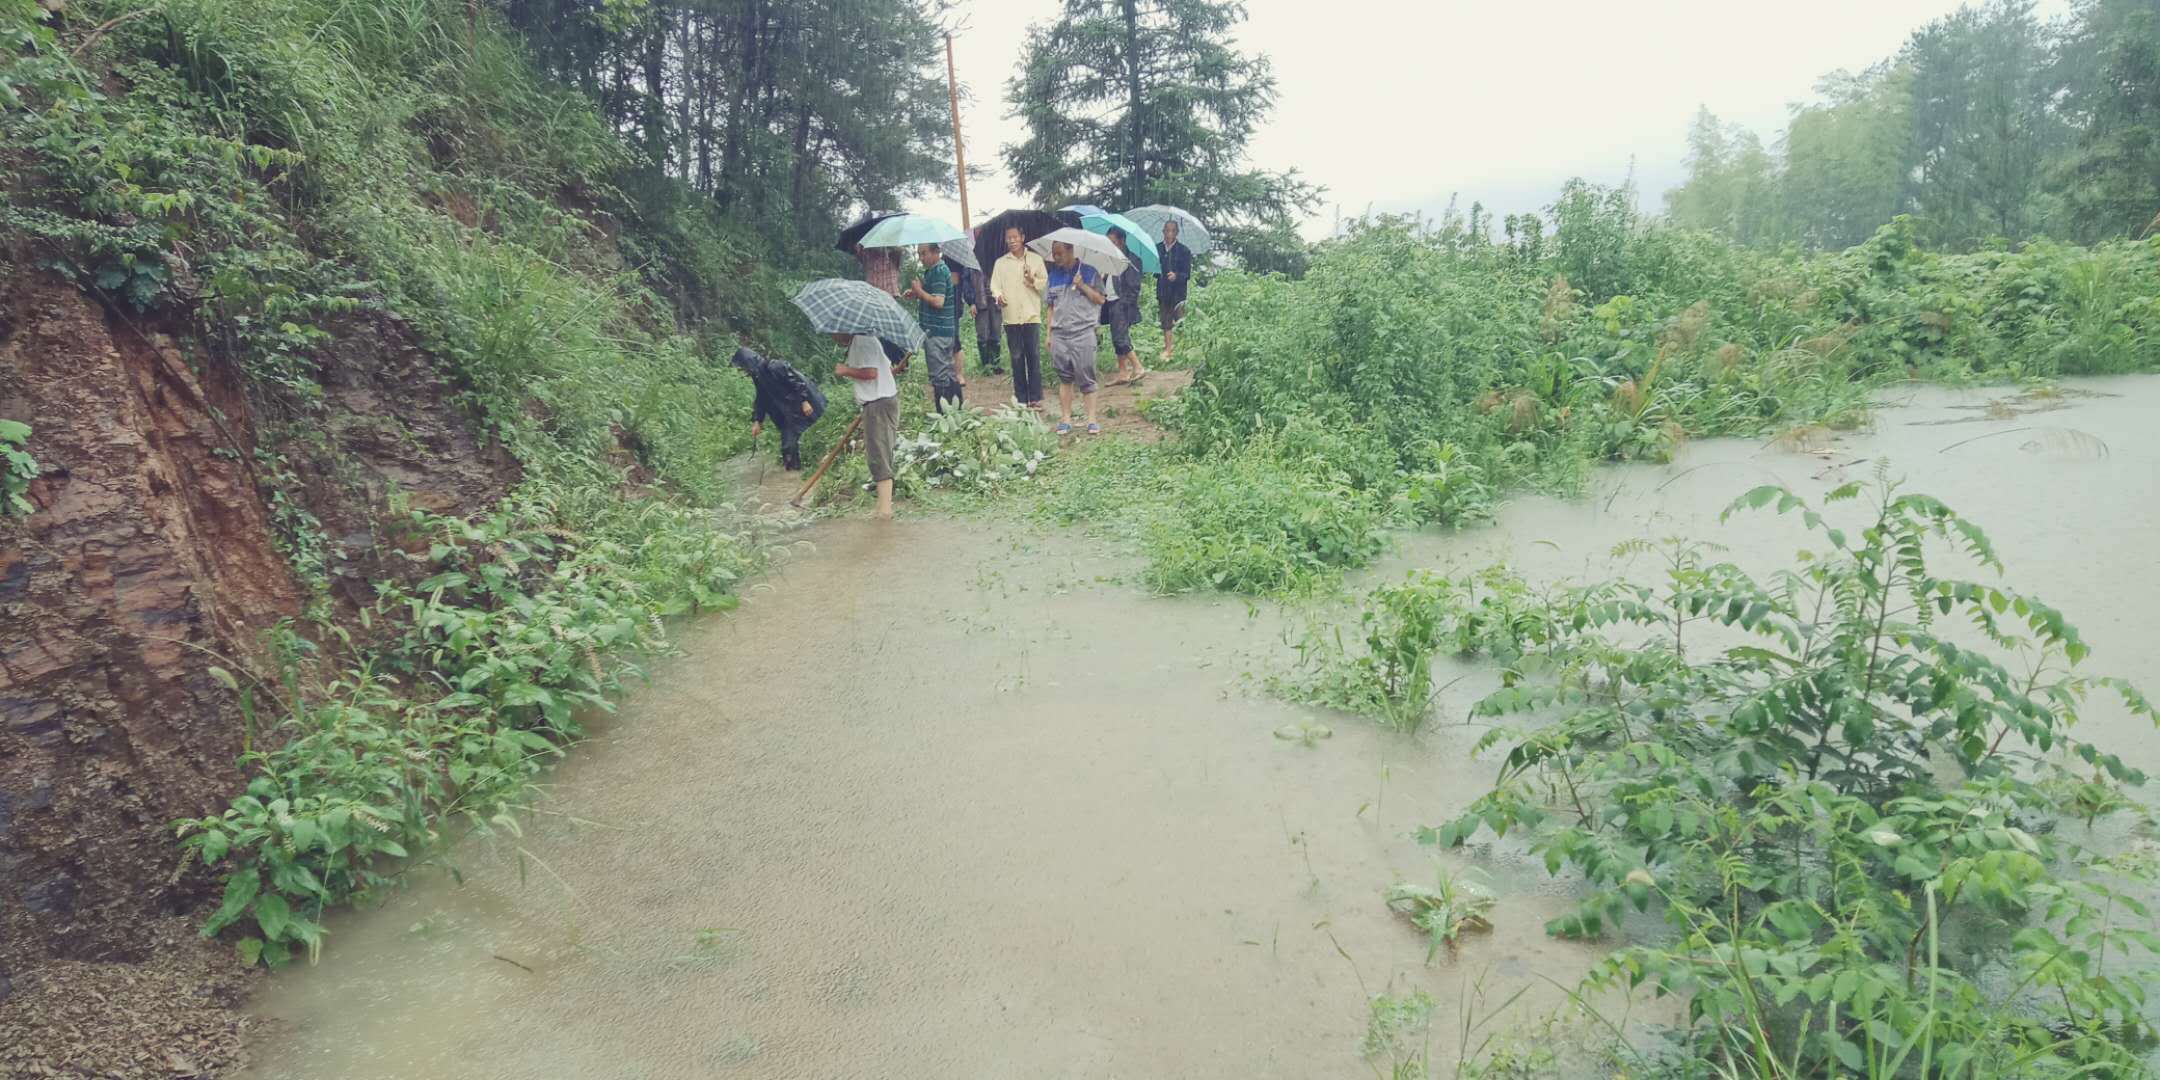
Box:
[732,213,1196,520]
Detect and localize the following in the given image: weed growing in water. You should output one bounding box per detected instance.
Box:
[1421,475,2159,1076]
[1385,865,1497,961]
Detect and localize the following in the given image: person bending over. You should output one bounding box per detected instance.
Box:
[732,345,826,470]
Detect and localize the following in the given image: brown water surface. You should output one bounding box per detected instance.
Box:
[239,378,2160,1078]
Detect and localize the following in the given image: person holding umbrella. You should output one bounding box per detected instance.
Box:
[1043,238,1109,435]
[1155,218,1194,361]
[731,345,826,471]
[905,242,965,413]
[989,225,1049,410]
[789,279,919,520]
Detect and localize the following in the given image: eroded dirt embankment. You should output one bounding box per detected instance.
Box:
[0,270,514,1077]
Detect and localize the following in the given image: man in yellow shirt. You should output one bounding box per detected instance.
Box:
[988,225,1048,409]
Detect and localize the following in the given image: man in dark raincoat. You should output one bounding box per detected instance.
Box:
[732,346,827,471]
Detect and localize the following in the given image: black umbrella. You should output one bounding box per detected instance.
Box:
[835,209,904,254]
[973,208,1081,275]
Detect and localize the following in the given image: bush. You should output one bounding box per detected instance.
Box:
[895,404,1056,496]
[1142,439,1386,595]
[1429,477,2160,1076]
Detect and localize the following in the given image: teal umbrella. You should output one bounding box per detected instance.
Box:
[1080,211,1161,273]
[1123,205,1212,255]
[859,213,965,249]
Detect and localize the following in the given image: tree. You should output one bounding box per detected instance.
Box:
[1778,65,1915,250]
[1003,0,1319,265]
[499,0,956,249]
[1900,0,2069,246]
[2054,0,2160,240]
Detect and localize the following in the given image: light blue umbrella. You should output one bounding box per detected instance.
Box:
[858,213,966,249]
[1123,204,1212,255]
[791,279,924,352]
[1080,211,1161,273]
[1059,203,1111,217]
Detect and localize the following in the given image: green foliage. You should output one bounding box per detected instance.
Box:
[1004,0,1320,268]
[0,419,38,518]
[1427,477,2160,1076]
[1669,0,2160,248]
[1139,437,1385,596]
[1385,865,1496,961]
[1360,987,1438,1079]
[894,404,1056,496]
[175,496,755,965]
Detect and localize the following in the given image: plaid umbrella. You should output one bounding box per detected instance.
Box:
[791,279,924,352]
[1122,205,1212,255]
[938,237,980,272]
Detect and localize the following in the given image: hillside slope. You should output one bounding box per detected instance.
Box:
[1,1,825,1071]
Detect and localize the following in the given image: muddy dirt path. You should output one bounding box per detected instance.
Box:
[238,377,2160,1078]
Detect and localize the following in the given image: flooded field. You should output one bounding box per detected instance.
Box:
[240,377,2160,1078]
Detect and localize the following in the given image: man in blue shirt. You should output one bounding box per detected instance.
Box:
[1044,240,1108,435]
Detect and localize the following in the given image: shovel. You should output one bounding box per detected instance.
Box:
[791,413,865,508]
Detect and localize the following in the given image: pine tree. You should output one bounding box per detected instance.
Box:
[1003,0,1318,263]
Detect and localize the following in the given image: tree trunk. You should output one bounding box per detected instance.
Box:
[642,14,667,171]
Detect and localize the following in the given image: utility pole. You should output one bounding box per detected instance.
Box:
[944,31,982,307]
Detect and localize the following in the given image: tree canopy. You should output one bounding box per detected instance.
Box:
[1666,0,2160,249]
[1002,0,1319,266]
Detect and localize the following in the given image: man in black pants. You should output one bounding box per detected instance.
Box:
[958,261,1002,374]
[731,346,826,470]
[989,225,1048,409]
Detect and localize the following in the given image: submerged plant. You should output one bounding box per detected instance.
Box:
[1385,865,1497,961]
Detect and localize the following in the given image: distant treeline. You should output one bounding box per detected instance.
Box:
[1665,0,2160,250]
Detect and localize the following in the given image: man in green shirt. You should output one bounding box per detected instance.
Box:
[905,243,964,413]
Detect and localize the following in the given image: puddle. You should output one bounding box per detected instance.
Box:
[239,377,2160,1078]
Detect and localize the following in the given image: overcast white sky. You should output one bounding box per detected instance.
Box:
[918,0,2066,238]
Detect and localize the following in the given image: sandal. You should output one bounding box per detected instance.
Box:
[1086,422,1101,435]
[1054,422,1072,435]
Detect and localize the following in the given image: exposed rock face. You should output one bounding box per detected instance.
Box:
[0,274,516,972]
[1,277,302,966]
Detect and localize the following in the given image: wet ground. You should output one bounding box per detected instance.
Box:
[238,377,2160,1078]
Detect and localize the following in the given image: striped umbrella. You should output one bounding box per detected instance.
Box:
[790,279,924,352]
[1123,204,1212,255]
[1080,211,1161,273]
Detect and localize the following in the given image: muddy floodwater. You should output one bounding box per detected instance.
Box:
[241,378,2160,1078]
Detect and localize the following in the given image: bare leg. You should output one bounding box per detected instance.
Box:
[1083,390,1097,425]
[1058,381,1075,424]
[874,479,894,519]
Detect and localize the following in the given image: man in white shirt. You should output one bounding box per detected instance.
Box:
[832,333,899,519]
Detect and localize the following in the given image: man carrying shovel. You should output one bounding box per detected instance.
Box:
[787,278,921,519]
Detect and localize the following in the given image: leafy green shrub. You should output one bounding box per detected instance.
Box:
[1,420,37,517]
[1429,478,2159,1076]
[176,496,754,965]
[895,404,1056,496]
[1141,442,1386,595]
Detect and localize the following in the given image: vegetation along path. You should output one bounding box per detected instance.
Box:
[238,377,2160,1077]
